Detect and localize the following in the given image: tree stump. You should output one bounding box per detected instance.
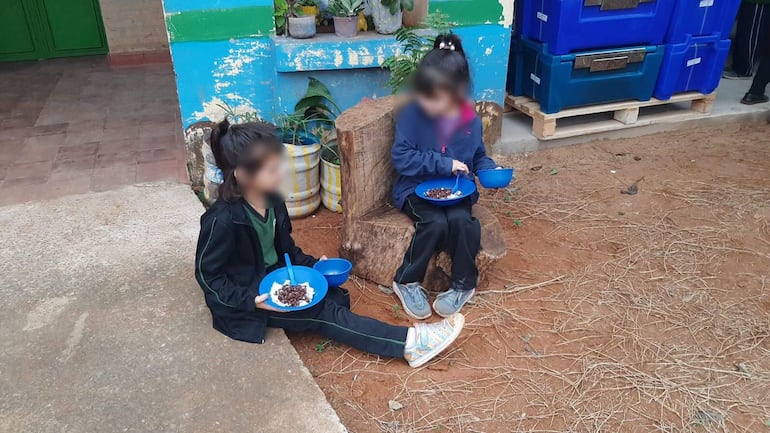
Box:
[336,96,507,290]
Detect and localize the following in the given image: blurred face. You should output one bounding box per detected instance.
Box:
[237,151,285,195]
[416,86,466,117]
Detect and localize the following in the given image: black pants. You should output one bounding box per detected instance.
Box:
[732,2,769,76]
[267,286,408,359]
[749,55,770,95]
[394,194,481,290]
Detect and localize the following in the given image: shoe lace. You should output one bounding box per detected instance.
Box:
[404,283,427,307]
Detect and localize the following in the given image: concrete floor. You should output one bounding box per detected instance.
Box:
[0,57,188,206]
[0,183,346,433]
[497,77,770,154]
[0,57,346,433]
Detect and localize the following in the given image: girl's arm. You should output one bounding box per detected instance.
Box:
[472,122,497,173]
[392,122,454,177]
[195,215,261,312]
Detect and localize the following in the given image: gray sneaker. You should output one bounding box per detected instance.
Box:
[433,287,476,318]
[392,282,432,320]
[722,69,752,80]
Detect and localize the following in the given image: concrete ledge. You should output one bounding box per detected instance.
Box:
[496,77,770,154]
[273,33,401,72]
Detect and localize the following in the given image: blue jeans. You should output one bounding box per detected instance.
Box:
[267,287,408,358]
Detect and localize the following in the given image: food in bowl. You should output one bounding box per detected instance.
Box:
[270,280,315,307]
[424,188,463,200]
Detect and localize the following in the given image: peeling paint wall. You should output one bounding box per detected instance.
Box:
[162,0,513,129]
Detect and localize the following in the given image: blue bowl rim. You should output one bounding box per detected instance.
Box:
[313,258,352,276]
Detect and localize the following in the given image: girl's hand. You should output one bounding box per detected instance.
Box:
[452,160,469,175]
[320,255,328,261]
[255,294,283,312]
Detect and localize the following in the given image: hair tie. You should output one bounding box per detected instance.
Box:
[438,41,456,51]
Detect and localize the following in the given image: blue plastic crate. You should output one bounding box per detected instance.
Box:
[508,37,665,114]
[667,0,742,43]
[654,34,731,100]
[517,0,675,55]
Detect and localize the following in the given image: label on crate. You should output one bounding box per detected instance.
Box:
[536,12,548,22]
[687,57,702,67]
[530,73,541,85]
[699,0,714,7]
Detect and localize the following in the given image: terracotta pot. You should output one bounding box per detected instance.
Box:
[333,16,359,37]
[402,0,428,27]
[370,0,402,34]
[288,15,317,39]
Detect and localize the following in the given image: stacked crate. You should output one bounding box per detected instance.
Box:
[507,0,742,114]
[655,0,741,99]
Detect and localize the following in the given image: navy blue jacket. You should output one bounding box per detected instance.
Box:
[391,101,497,209]
[195,196,317,344]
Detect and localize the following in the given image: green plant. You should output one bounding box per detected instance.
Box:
[327,0,364,17]
[315,338,333,352]
[296,0,318,6]
[380,0,414,15]
[382,12,453,93]
[274,0,290,34]
[391,304,403,319]
[278,77,340,146]
[321,140,340,165]
[216,101,262,124]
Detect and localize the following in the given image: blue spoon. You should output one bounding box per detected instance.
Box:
[284,253,297,285]
[451,172,462,194]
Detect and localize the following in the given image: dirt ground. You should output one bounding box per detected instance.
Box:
[290,120,770,433]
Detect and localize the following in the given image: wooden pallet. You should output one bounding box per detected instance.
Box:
[505,92,717,140]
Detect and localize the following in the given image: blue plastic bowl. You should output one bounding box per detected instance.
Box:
[258,265,329,311]
[415,177,477,207]
[313,258,352,287]
[477,168,514,189]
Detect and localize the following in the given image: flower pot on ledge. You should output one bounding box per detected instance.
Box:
[370,0,402,34]
[289,15,317,39]
[333,15,359,37]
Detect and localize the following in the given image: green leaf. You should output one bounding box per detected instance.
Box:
[296,77,341,114]
[401,0,414,11]
[549,168,560,176]
[513,219,523,227]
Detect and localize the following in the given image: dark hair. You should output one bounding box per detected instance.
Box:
[413,33,471,99]
[208,117,285,202]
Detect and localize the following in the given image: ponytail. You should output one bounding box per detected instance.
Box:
[414,33,471,98]
[207,117,285,202]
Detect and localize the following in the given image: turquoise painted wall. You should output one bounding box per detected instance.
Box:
[163,0,514,128]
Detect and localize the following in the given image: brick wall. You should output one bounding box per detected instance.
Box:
[99,0,169,54]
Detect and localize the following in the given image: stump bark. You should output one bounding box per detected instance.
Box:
[336,96,507,290]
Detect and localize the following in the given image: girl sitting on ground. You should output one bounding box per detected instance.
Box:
[391,34,499,320]
[194,118,464,368]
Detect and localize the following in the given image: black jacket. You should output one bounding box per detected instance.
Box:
[194,197,318,343]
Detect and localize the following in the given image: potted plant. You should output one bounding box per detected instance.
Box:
[328,0,365,38]
[370,0,413,34]
[278,77,340,217]
[296,0,320,17]
[403,0,428,27]
[320,138,342,213]
[282,0,317,39]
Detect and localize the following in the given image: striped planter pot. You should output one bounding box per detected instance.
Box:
[320,159,342,213]
[283,142,322,218]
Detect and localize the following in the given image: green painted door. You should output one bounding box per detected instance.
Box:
[0,0,108,62]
